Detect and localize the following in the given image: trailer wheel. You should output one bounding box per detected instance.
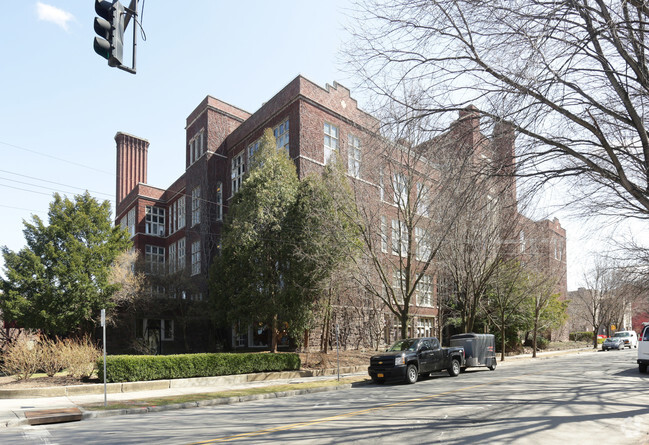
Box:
[488,359,497,371]
[448,359,460,377]
[405,364,418,384]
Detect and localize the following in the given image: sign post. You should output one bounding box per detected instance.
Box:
[336,324,340,382]
[101,309,107,407]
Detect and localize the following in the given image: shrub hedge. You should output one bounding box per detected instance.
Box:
[569,331,594,342]
[96,352,301,383]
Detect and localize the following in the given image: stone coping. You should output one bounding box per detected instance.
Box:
[0,365,367,399]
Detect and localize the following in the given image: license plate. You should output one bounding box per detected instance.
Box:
[377,373,384,378]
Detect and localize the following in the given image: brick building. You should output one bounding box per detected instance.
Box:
[113,75,567,353]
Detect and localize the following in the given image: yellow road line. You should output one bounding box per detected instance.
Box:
[187,371,543,444]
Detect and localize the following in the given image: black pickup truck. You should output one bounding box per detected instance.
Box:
[368,337,465,384]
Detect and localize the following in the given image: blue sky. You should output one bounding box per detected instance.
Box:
[0,1,611,290]
[0,1,353,265]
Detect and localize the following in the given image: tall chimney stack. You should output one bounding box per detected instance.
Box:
[115,132,149,205]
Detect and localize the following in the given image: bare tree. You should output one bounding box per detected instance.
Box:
[574,260,628,348]
[526,273,567,357]
[107,249,149,325]
[485,260,531,361]
[350,104,474,342]
[436,112,523,334]
[347,0,649,223]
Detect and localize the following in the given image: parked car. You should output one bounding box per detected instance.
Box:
[368,337,465,384]
[638,323,649,372]
[449,333,497,371]
[612,330,638,348]
[602,337,625,351]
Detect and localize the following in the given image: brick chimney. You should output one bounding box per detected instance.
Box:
[115,132,149,205]
[457,105,481,148]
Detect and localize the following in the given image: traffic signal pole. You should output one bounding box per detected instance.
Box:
[118,0,138,74]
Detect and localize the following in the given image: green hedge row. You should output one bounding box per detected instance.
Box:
[569,332,594,342]
[96,352,301,383]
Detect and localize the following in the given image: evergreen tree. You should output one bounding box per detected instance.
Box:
[210,129,357,351]
[0,192,131,336]
[210,129,299,352]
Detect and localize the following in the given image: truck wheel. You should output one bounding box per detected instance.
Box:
[488,359,497,371]
[448,359,460,377]
[640,364,647,373]
[405,364,418,384]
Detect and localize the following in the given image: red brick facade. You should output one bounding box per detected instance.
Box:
[114,75,568,351]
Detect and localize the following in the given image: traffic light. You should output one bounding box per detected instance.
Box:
[93,0,125,67]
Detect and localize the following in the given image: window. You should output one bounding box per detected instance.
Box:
[216,182,223,221]
[437,274,455,303]
[392,270,405,304]
[348,134,361,177]
[234,326,248,348]
[379,167,385,201]
[161,319,174,340]
[417,317,434,337]
[417,275,433,307]
[150,284,166,298]
[416,182,430,216]
[191,186,201,226]
[177,195,186,230]
[231,152,245,196]
[145,245,165,274]
[127,207,136,237]
[380,216,388,253]
[274,119,289,151]
[324,122,339,164]
[177,237,186,270]
[168,243,176,274]
[168,203,175,234]
[145,206,165,237]
[120,215,127,231]
[392,219,408,256]
[393,173,408,206]
[191,240,201,276]
[137,318,174,341]
[520,231,526,253]
[248,139,260,161]
[189,130,204,165]
[415,227,431,261]
[554,238,563,260]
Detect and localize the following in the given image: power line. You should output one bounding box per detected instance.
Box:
[0,183,116,204]
[0,170,113,198]
[0,140,113,176]
[0,204,46,214]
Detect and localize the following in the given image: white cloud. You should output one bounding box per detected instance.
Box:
[36,2,75,31]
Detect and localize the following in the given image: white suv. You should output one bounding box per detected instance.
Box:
[612,330,638,348]
[638,324,649,373]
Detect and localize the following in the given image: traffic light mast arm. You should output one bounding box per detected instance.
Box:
[117,0,138,74]
[123,0,136,29]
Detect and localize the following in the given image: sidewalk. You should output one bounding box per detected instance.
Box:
[0,347,597,428]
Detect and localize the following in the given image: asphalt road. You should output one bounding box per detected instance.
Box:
[1,348,648,444]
